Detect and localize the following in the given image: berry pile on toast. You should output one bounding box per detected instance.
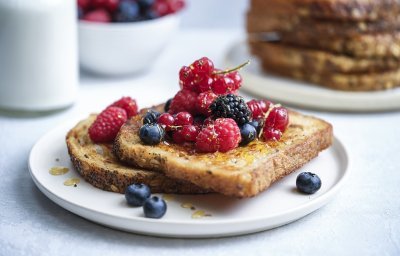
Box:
[114,58,333,197]
[67,57,333,198]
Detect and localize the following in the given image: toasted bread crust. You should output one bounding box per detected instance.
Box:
[248,0,400,21]
[66,115,210,194]
[114,112,333,198]
[260,61,400,91]
[275,31,400,58]
[250,41,400,74]
[247,12,400,36]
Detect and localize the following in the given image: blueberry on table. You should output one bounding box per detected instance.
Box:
[240,123,257,146]
[125,183,151,206]
[143,196,167,218]
[139,123,165,145]
[296,172,322,194]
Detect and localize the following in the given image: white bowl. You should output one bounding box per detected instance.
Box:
[78,14,180,76]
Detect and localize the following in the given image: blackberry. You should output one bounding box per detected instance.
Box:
[210,94,252,125]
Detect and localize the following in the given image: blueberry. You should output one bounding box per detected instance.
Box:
[143,110,160,124]
[142,10,159,20]
[143,196,167,218]
[139,123,165,145]
[164,99,172,112]
[138,0,155,9]
[240,123,257,146]
[77,7,84,19]
[125,183,151,206]
[114,0,140,22]
[248,119,263,134]
[296,172,322,194]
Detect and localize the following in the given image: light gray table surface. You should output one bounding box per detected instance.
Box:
[1,30,399,256]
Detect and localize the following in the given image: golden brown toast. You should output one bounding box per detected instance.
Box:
[66,114,210,194]
[261,61,400,91]
[275,31,400,58]
[246,12,400,37]
[248,0,400,21]
[114,111,333,198]
[249,41,400,74]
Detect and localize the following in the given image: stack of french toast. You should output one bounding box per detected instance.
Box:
[247,0,400,91]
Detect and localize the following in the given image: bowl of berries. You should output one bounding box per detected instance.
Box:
[78,0,185,76]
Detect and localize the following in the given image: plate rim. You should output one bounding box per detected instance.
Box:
[225,41,400,112]
[28,119,349,237]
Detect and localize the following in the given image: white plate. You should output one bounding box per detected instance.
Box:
[29,119,349,238]
[225,41,400,112]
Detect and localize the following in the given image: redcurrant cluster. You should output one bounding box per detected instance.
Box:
[157,112,200,144]
[246,100,289,141]
[169,57,244,116]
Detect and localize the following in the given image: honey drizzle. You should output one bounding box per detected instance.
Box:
[49,167,69,176]
[63,178,80,186]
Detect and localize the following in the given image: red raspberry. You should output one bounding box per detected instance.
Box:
[196,91,218,116]
[195,118,240,153]
[83,9,111,23]
[109,96,138,118]
[174,112,193,126]
[195,125,219,153]
[169,89,198,115]
[265,107,289,132]
[152,0,170,16]
[89,107,127,143]
[263,126,282,141]
[157,113,175,131]
[211,75,235,95]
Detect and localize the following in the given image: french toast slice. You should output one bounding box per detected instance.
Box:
[275,31,400,59]
[246,12,400,37]
[66,115,210,194]
[249,41,400,74]
[260,61,400,91]
[114,111,333,198]
[248,0,400,21]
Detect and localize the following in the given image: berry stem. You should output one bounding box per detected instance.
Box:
[213,60,250,75]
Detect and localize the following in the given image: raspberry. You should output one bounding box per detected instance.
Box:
[169,89,198,115]
[82,9,111,23]
[195,118,240,153]
[210,94,252,125]
[196,91,218,116]
[109,96,138,118]
[89,107,127,143]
